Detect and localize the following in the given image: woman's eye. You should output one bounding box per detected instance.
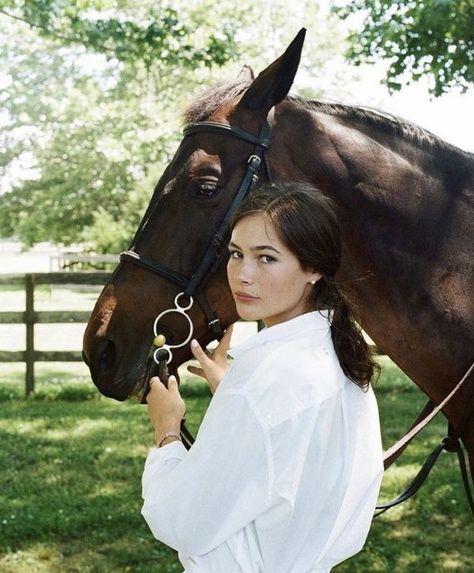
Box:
[260,255,276,263]
[228,250,242,259]
[189,180,220,199]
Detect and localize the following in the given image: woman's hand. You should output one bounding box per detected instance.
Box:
[187,325,234,394]
[146,375,186,444]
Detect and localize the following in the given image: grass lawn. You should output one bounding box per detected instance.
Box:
[0,360,472,572]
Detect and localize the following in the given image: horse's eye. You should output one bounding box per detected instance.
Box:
[189,180,220,199]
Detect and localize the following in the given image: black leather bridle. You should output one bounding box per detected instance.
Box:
[119,117,272,352]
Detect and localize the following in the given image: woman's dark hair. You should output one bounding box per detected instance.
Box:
[230,182,380,390]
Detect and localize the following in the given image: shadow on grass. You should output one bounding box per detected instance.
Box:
[0,361,472,572]
[0,364,212,403]
[0,394,211,572]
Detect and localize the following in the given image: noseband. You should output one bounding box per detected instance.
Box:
[119,117,272,367]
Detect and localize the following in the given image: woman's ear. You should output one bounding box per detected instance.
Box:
[308,272,322,285]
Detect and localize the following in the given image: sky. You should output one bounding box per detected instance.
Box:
[383,86,473,152]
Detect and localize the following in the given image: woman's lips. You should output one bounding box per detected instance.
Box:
[234,291,259,302]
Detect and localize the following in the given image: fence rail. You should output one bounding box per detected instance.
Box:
[0,272,109,395]
[1,272,384,396]
[50,253,117,271]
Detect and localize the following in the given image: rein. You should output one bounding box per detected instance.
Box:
[375,360,474,517]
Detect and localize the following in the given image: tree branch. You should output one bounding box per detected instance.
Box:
[0,8,115,52]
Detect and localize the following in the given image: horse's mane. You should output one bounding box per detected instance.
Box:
[289,96,472,159]
[182,81,473,159]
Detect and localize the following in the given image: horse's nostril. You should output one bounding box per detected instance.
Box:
[95,338,116,375]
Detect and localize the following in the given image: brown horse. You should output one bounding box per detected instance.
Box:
[83,30,474,477]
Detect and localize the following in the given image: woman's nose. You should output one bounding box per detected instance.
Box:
[236,263,254,284]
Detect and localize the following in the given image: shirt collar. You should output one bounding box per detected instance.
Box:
[228,310,332,359]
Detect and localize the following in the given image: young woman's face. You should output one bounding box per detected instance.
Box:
[227,213,321,327]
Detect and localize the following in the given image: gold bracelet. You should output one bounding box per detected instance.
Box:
[158,431,182,448]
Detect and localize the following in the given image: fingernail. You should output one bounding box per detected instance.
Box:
[169,375,176,382]
[191,339,198,347]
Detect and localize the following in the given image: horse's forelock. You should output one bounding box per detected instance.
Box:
[182,79,252,127]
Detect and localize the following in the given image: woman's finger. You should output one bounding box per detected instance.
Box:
[190,339,212,366]
[167,375,179,391]
[187,364,205,377]
[146,377,161,403]
[148,376,164,392]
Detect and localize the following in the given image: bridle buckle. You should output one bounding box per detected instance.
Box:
[248,154,262,171]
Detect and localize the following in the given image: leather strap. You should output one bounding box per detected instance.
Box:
[120,250,189,290]
[183,122,270,149]
[383,360,474,468]
[120,117,272,349]
[376,440,445,517]
[383,399,435,469]
[377,361,474,517]
[376,423,474,518]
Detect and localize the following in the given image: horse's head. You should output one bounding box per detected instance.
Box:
[82,30,306,401]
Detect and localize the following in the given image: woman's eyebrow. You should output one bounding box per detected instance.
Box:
[228,240,281,254]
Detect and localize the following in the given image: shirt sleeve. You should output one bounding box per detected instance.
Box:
[141,389,273,556]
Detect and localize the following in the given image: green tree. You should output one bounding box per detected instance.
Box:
[0,1,353,252]
[0,1,241,251]
[0,0,238,70]
[333,0,474,96]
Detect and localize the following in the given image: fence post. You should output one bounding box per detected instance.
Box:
[25,274,35,396]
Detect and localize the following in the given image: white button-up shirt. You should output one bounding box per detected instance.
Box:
[142,311,384,573]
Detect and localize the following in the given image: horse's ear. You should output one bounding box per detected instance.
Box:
[237,65,255,81]
[238,28,306,114]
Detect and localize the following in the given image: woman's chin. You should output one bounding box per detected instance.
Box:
[235,306,261,322]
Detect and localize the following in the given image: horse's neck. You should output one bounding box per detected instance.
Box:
[283,102,472,196]
[278,103,472,247]
[284,103,473,285]
[275,103,473,398]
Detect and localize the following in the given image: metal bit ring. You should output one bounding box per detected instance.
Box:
[152,292,194,365]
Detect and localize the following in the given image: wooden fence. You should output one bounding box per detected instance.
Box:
[0,272,109,395]
[50,253,117,271]
[0,272,384,396]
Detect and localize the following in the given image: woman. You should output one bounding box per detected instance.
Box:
[141,182,384,573]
